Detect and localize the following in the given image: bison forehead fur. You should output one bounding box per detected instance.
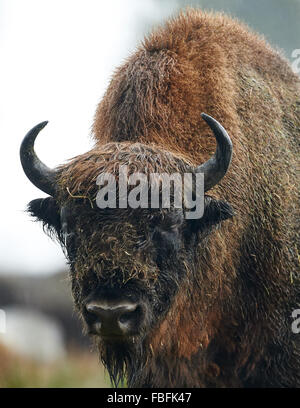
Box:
[22,9,300,388]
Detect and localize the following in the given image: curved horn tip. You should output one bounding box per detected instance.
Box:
[38,120,49,129]
[20,121,56,196]
[21,121,49,146]
[201,113,227,131]
[31,120,49,134]
[200,112,210,121]
[200,112,233,147]
[197,112,233,192]
[201,112,217,125]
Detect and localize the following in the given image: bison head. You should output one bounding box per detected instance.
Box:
[20,114,234,386]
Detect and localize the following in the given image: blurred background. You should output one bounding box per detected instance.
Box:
[0,0,299,387]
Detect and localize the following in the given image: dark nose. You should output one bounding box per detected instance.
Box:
[86,300,141,337]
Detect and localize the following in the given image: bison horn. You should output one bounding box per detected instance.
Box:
[20,121,57,196]
[196,113,233,191]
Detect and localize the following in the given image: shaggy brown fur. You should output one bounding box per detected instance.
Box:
[29,10,300,387]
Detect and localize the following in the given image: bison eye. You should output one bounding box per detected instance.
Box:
[152,225,181,254]
[63,231,77,261]
[60,206,78,255]
[150,210,184,254]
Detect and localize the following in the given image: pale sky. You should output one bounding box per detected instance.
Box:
[0,0,174,274]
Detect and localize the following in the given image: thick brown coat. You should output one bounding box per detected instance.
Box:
[57,10,300,387]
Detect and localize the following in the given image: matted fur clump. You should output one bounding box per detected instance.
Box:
[57,142,193,202]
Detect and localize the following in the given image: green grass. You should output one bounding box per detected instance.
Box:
[0,345,111,388]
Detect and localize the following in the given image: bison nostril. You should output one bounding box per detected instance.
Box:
[119,312,135,324]
[118,307,140,328]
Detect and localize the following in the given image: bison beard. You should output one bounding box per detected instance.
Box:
[21,10,300,387]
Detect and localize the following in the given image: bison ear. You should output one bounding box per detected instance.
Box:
[189,196,235,234]
[27,197,61,236]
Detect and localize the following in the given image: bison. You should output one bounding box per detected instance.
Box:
[20,10,300,387]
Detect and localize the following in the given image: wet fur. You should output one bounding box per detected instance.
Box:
[28,10,299,387]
